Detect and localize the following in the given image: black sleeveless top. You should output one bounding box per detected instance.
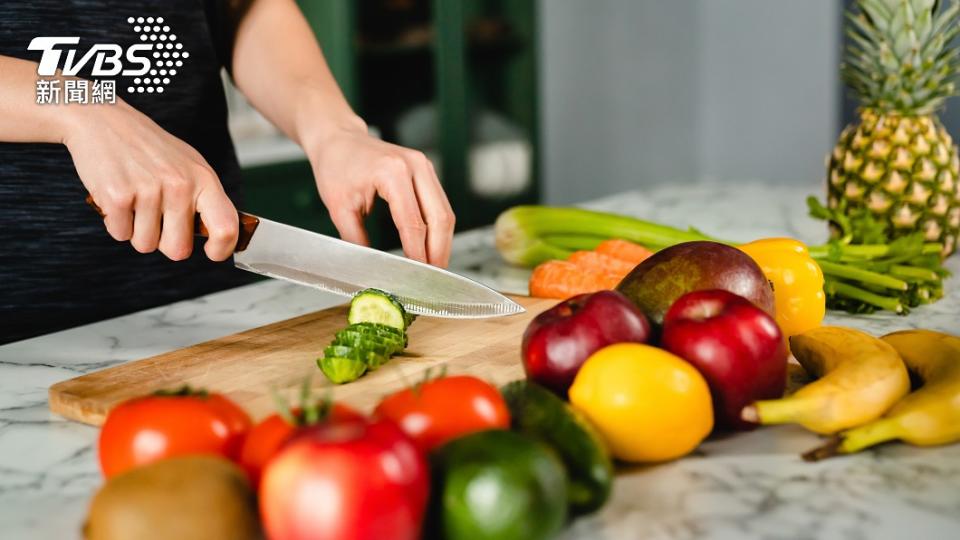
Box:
[0,1,253,343]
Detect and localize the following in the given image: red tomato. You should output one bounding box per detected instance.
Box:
[374,375,511,452]
[238,403,364,489]
[98,392,251,478]
[260,418,429,540]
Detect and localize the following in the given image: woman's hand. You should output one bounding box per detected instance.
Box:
[306,122,456,267]
[228,0,455,266]
[63,100,239,261]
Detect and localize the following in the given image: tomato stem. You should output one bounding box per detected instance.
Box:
[153,385,208,398]
[270,377,339,427]
[270,387,299,426]
[413,365,448,396]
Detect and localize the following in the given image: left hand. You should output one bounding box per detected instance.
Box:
[306,124,455,267]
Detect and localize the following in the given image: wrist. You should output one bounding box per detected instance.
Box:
[57,101,91,148]
[34,76,92,146]
[59,97,119,148]
[293,88,367,157]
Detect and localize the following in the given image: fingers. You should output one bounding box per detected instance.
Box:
[195,180,239,262]
[376,156,428,263]
[157,178,195,261]
[98,187,134,242]
[409,154,455,267]
[130,187,161,253]
[330,204,370,247]
[96,169,234,262]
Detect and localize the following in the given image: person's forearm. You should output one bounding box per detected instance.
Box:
[0,55,78,144]
[230,0,365,151]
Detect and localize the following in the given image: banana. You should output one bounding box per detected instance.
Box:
[804,329,960,460]
[741,326,909,434]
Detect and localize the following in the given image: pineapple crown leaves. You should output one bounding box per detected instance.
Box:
[844,0,960,114]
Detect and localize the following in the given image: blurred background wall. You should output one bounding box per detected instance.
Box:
[540,0,841,204]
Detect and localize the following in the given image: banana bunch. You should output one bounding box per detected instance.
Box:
[741,326,960,459]
[741,326,910,434]
[804,330,960,460]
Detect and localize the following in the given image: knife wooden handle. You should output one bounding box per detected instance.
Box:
[84,195,260,252]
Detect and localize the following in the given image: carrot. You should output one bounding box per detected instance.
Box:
[529,260,621,299]
[567,250,636,277]
[595,239,654,266]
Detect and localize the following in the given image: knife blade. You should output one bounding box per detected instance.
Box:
[84,196,524,318]
[233,216,524,318]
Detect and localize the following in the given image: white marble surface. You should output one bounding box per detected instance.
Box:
[1,182,958,540]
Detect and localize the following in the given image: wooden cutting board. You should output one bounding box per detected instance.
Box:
[49,295,554,426]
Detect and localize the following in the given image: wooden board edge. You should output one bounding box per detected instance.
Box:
[49,383,107,426]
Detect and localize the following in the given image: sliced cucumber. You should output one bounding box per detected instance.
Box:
[334,332,404,355]
[363,349,390,370]
[318,290,415,384]
[318,354,367,384]
[348,289,412,331]
[323,344,358,358]
[501,380,613,515]
[331,335,398,356]
[349,321,406,336]
[336,324,405,346]
[344,322,408,348]
[324,344,390,368]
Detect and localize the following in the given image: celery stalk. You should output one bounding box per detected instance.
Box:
[541,234,608,251]
[495,206,713,266]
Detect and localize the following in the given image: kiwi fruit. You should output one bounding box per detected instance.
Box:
[84,455,260,540]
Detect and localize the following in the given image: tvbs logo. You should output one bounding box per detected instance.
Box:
[29,16,188,95]
[30,37,152,76]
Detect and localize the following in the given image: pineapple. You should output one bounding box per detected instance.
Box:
[829,0,960,257]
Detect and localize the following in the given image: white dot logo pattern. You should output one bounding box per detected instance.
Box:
[125,16,187,95]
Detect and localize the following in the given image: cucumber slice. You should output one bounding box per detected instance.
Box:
[501,380,613,515]
[363,349,390,370]
[335,325,405,348]
[318,354,367,384]
[323,345,363,361]
[331,335,398,356]
[348,289,412,331]
[344,322,408,348]
[348,321,406,337]
[324,344,391,369]
[316,290,414,384]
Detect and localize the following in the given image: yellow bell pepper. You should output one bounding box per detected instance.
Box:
[738,238,825,337]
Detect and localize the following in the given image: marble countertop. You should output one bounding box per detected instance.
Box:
[1,182,958,540]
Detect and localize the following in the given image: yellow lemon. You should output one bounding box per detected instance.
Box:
[568,343,713,462]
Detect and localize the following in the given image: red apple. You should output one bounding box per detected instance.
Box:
[260,418,429,540]
[522,290,651,396]
[661,289,787,431]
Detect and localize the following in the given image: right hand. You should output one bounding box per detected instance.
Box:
[63,100,239,261]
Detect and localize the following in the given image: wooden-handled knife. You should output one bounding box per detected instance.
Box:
[84,195,523,318]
